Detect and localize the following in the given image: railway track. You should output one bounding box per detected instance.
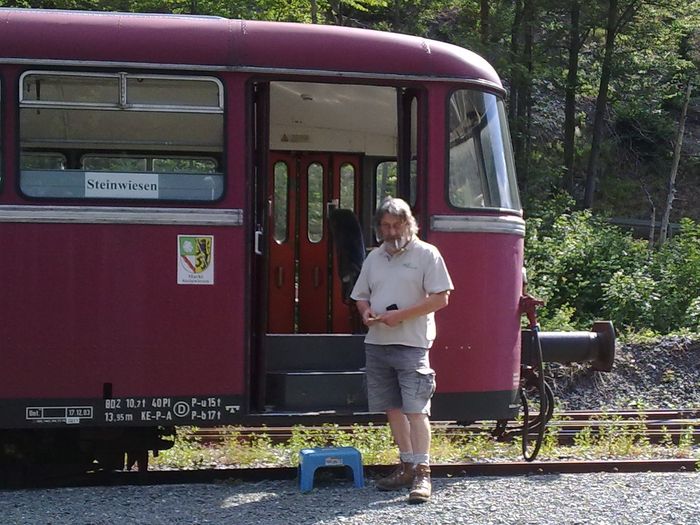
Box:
[11,458,699,491]
[192,409,700,445]
[4,409,697,490]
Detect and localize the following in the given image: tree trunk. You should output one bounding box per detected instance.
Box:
[311,0,318,24]
[642,185,656,249]
[659,80,693,245]
[509,0,534,191]
[508,0,523,122]
[480,0,490,45]
[329,0,343,25]
[520,0,535,188]
[392,0,401,31]
[563,0,581,194]
[583,0,617,209]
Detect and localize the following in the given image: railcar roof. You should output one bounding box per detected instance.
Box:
[0,8,502,88]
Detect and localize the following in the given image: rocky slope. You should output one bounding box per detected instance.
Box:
[548,335,700,410]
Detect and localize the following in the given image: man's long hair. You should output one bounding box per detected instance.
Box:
[373,196,419,237]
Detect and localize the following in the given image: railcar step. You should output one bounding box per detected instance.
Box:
[265,334,365,371]
[266,370,368,411]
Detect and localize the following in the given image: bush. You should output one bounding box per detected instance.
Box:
[648,218,700,332]
[525,196,648,329]
[602,269,659,331]
[525,198,700,334]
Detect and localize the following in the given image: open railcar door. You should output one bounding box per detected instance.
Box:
[259,151,367,413]
[251,80,408,415]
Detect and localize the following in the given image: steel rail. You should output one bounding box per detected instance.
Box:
[8,458,698,490]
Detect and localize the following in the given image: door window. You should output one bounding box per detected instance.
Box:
[273,161,289,243]
[339,163,355,211]
[307,162,324,243]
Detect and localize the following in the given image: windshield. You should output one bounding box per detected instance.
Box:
[448,90,520,211]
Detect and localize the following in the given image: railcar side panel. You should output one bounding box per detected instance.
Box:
[429,230,523,393]
[0,222,246,398]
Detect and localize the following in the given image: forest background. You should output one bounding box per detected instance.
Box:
[2,0,700,335]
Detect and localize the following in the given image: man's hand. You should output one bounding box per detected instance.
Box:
[377,309,403,327]
[362,308,381,326]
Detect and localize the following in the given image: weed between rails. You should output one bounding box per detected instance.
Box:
[149,418,700,470]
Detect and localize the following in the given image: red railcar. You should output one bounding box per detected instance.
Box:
[0,8,612,469]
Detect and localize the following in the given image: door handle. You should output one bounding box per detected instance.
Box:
[254,228,263,255]
[276,267,284,288]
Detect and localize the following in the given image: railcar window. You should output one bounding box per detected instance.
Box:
[23,74,119,105]
[82,155,217,173]
[376,161,397,207]
[273,161,289,243]
[83,156,147,172]
[410,97,418,206]
[126,77,221,109]
[375,160,416,208]
[19,71,224,201]
[21,153,66,170]
[152,158,217,173]
[448,90,520,211]
[307,162,324,243]
[339,163,355,211]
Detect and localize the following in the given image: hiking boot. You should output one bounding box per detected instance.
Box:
[408,464,431,504]
[376,461,415,491]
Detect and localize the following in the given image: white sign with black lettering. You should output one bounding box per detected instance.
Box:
[85,172,159,199]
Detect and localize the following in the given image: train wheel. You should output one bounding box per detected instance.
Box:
[126,450,149,472]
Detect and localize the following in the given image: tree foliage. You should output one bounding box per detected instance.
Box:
[3,0,700,333]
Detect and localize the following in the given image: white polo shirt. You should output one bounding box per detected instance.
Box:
[351,237,453,349]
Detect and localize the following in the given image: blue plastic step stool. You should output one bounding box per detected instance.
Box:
[298,446,365,492]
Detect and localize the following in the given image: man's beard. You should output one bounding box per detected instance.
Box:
[385,233,411,253]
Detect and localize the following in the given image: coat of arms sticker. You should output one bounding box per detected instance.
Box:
[177,235,214,285]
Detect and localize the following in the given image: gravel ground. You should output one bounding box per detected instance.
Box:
[3,473,700,525]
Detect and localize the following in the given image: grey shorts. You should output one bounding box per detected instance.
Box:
[364,343,436,415]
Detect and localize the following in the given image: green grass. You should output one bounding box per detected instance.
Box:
[148,416,700,470]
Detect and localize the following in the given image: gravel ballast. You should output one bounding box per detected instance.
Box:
[550,335,700,410]
[3,473,700,524]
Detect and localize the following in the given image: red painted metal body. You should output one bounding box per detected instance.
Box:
[0,11,502,84]
[1,223,247,398]
[430,232,523,394]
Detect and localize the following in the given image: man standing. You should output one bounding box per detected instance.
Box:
[351,197,453,504]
